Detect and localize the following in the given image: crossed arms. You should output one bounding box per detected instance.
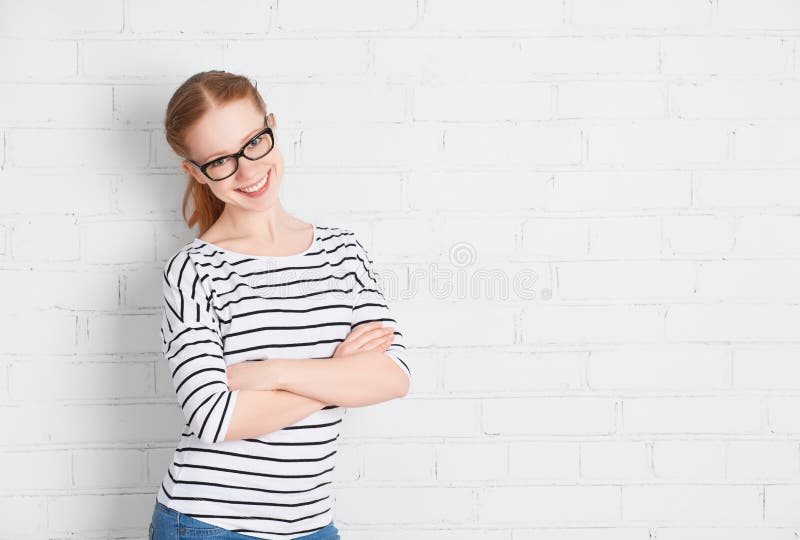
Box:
[222,322,409,442]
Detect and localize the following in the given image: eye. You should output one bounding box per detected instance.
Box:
[209,156,228,168]
[247,136,261,147]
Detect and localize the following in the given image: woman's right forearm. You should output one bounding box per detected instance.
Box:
[223,389,328,442]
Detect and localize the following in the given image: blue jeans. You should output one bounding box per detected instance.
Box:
[149,501,341,540]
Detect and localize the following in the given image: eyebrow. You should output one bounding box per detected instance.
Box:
[201,124,265,164]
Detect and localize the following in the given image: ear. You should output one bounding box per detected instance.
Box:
[267,112,276,130]
[182,160,209,186]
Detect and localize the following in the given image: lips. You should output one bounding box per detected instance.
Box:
[237,171,268,192]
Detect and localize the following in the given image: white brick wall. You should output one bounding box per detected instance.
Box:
[1,0,800,538]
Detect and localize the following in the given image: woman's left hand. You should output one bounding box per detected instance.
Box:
[226,359,280,391]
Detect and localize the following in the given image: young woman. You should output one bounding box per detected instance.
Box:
[149,70,411,540]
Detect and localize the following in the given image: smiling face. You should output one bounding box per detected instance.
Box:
[181,98,284,211]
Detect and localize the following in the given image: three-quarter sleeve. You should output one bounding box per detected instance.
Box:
[349,231,411,391]
[160,249,239,444]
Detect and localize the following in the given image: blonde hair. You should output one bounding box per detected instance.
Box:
[164,70,266,235]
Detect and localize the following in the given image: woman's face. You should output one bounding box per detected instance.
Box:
[181,99,284,211]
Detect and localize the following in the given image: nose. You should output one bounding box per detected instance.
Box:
[235,154,265,181]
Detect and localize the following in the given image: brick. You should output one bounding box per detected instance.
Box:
[522,305,664,344]
[693,170,800,208]
[517,530,650,540]
[588,346,730,390]
[589,217,662,257]
[226,39,368,78]
[343,398,481,438]
[7,128,149,169]
[266,82,406,123]
[363,443,434,481]
[336,486,473,525]
[733,347,800,389]
[698,260,800,300]
[422,0,563,30]
[653,440,726,480]
[557,261,696,300]
[87,313,158,354]
[764,486,800,521]
[0,313,76,354]
[581,441,651,481]
[548,170,692,211]
[586,124,729,164]
[479,486,620,523]
[0,83,113,125]
[0,270,118,310]
[414,82,552,121]
[284,172,404,214]
[0,496,46,535]
[671,81,800,119]
[405,305,513,346]
[734,125,800,164]
[443,124,581,166]
[0,0,121,34]
[48,403,182,443]
[82,221,155,264]
[436,442,507,481]
[129,0,270,33]
[521,37,659,74]
[0,450,71,491]
[277,0,416,31]
[8,360,151,401]
[484,397,616,435]
[660,37,789,75]
[662,215,736,256]
[733,215,800,256]
[0,39,76,80]
[47,493,154,531]
[509,441,579,480]
[727,441,798,481]
[298,124,442,167]
[123,267,163,309]
[82,40,224,80]
[373,38,522,80]
[716,0,800,30]
[657,528,796,540]
[768,397,800,433]
[666,304,800,342]
[408,171,554,211]
[0,171,112,214]
[570,0,711,27]
[558,81,666,118]
[444,351,584,392]
[73,449,145,487]
[522,218,589,257]
[623,397,762,434]
[623,485,761,521]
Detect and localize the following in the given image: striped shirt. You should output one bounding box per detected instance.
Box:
[155,224,410,539]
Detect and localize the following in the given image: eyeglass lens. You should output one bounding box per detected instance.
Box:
[205,132,273,180]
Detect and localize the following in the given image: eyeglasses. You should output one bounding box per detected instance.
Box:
[187,115,275,181]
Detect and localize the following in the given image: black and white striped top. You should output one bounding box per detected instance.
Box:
[155,224,410,539]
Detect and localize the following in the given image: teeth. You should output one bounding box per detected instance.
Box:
[238,173,268,193]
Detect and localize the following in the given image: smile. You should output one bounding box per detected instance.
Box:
[236,170,270,195]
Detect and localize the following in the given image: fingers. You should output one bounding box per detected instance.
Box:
[349,328,394,350]
[337,322,395,358]
[361,332,395,351]
[347,322,393,348]
[347,321,383,341]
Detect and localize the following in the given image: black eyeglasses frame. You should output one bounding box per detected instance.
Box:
[187,115,274,182]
